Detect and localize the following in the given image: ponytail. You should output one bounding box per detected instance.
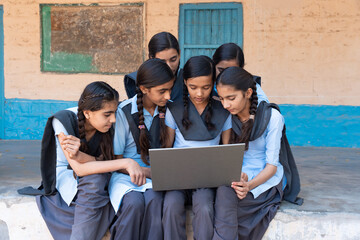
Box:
[158,105,167,148]
[235,82,257,150]
[77,110,88,154]
[136,88,151,165]
[182,82,192,130]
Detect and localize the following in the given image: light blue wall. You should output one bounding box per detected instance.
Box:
[280,104,360,148]
[4,99,77,139]
[2,99,360,148]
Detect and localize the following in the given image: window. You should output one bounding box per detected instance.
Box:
[179,2,243,67]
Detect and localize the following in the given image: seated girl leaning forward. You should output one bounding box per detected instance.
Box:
[213,67,286,240]
[212,42,269,104]
[124,31,183,102]
[109,58,175,240]
[36,81,122,240]
[162,55,232,240]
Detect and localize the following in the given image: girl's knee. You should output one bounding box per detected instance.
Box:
[78,173,110,193]
[163,191,185,215]
[144,189,164,205]
[121,192,145,214]
[192,189,215,216]
[216,185,236,201]
[193,188,214,203]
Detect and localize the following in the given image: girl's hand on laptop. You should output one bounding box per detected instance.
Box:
[125,159,147,186]
[231,179,250,200]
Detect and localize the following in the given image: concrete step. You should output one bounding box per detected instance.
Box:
[1,196,360,240]
[1,141,360,239]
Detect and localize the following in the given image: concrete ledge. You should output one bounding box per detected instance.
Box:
[1,141,360,239]
[0,197,52,240]
[2,196,360,240]
[264,209,360,239]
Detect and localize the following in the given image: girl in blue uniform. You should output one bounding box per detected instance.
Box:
[109,58,175,240]
[213,67,285,240]
[162,55,232,240]
[36,81,123,240]
[124,32,183,102]
[212,43,269,103]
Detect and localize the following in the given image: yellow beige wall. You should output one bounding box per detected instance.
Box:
[2,0,360,105]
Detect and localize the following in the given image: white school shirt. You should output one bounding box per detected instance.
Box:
[52,107,78,206]
[165,107,232,148]
[242,108,285,198]
[109,95,155,212]
[256,83,269,103]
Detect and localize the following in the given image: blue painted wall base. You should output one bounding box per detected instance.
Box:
[2,98,360,148]
[280,104,360,148]
[4,98,76,139]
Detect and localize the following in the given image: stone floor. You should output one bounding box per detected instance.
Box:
[1,140,360,239]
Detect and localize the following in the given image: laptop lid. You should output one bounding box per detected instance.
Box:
[149,143,245,191]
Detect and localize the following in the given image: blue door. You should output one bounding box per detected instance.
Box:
[0,6,4,139]
[179,2,243,67]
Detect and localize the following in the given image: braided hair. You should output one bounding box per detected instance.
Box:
[216,67,258,150]
[212,43,245,68]
[136,58,174,165]
[77,81,119,160]
[182,55,216,130]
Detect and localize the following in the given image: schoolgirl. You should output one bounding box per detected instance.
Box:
[109,58,175,240]
[36,81,122,240]
[212,42,269,103]
[213,67,301,240]
[124,31,183,101]
[162,55,232,240]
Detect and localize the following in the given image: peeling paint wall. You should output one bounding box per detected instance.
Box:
[42,4,144,74]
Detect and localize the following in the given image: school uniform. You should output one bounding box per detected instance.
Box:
[108,95,164,240]
[36,108,115,240]
[123,69,184,102]
[256,83,268,104]
[213,101,302,240]
[162,97,231,240]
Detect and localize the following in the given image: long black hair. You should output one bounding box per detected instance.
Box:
[216,67,258,149]
[148,32,180,58]
[136,58,174,165]
[182,55,215,130]
[77,81,119,160]
[212,43,245,68]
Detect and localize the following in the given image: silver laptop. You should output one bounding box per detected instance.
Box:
[149,143,245,191]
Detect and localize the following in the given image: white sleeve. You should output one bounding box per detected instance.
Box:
[165,108,177,130]
[256,83,269,103]
[113,108,130,156]
[222,114,232,132]
[52,118,69,166]
[52,118,69,136]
